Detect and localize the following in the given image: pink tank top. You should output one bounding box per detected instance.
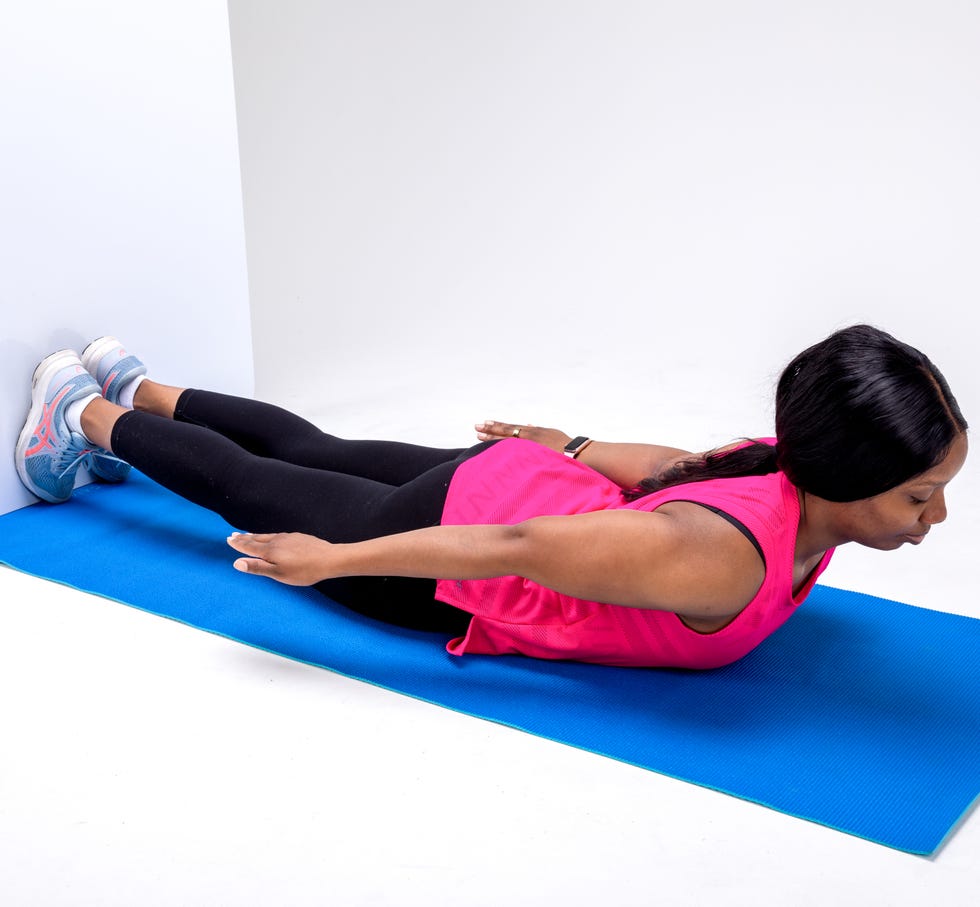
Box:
[435,438,833,668]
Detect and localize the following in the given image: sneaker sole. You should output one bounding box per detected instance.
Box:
[15,350,86,503]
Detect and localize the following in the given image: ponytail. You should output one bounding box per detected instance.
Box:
[624,439,778,501]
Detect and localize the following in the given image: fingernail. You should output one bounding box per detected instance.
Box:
[233,559,248,572]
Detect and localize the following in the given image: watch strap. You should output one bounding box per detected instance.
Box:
[563,436,593,458]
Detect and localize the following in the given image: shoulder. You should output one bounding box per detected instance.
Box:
[650,501,767,622]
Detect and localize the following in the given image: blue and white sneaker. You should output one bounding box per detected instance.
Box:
[15,350,101,503]
[80,336,147,482]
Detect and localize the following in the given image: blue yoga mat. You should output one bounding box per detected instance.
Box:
[1,472,977,855]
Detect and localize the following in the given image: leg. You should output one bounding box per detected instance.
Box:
[132,382,474,486]
[173,388,475,484]
[82,398,477,633]
[92,402,462,539]
[314,575,471,635]
[84,337,473,484]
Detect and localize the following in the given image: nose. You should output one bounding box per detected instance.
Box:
[923,490,948,526]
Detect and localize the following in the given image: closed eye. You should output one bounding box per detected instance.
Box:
[909,495,928,505]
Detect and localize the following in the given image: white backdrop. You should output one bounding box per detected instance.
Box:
[230,0,979,617]
[0,0,252,514]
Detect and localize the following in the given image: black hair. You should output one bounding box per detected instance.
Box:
[625,324,968,502]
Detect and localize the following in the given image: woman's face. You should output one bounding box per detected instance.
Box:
[839,432,969,550]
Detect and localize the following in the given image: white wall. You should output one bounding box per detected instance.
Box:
[231,0,977,435]
[229,0,979,616]
[0,1,252,514]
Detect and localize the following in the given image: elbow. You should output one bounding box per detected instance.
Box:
[494,520,539,577]
[501,520,533,552]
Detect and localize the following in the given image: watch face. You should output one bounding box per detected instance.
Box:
[565,436,589,452]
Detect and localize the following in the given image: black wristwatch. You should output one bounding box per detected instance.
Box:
[563,436,594,459]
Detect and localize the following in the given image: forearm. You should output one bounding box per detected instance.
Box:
[330,523,526,583]
[228,524,524,588]
[474,422,693,489]
[574,441,693,488]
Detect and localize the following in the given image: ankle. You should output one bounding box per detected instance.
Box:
[133,379,183,419]
[79,397,125,451]
[132,377,154,412]
[116,373,146,409]
[65,392,101,437]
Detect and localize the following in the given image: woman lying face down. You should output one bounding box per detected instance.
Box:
[16,324,968,668]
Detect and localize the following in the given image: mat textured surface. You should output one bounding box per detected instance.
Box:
[1,472,977,854]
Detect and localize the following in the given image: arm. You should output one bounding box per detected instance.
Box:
[475,420,694,489]
[226,506,764,621]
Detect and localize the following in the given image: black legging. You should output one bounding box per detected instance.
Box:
[110,389,492,635]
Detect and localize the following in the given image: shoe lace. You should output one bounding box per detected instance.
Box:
[93,449,127,465]
[53,435,97,478]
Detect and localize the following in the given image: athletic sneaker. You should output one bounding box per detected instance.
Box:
[15,350,101,503]
[80,336,147,482]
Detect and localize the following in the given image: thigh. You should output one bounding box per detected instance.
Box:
[224,458,455,541]
[112,411,469,541]
[175,389,477,485]
[315,576,472,635]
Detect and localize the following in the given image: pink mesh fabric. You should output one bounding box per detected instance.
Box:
[436,438,833,668]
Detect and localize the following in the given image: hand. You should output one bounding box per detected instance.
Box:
[226,531,335,585]
[475,420,572,453]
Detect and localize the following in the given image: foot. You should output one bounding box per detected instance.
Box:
[80,336,147,482]
[15,351,101,503]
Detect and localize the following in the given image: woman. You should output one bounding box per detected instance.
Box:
[15,325,968,668]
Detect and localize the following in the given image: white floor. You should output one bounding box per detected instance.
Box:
[1,382,978,906]
[1,569,977,907]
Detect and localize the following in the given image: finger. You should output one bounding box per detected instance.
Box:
[233,556,275,576]
[475,420,516,433]
[227,532,278,551]
[475,420,528,438]
[476,427,509,440]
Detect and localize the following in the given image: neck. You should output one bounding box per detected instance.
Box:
[794,488,848,566]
